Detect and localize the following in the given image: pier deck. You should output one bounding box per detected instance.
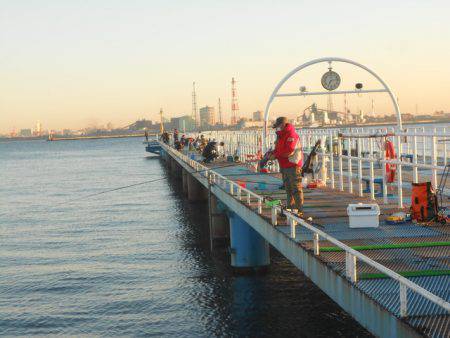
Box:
[159,143,449,338]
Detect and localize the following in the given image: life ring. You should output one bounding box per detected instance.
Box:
[385,139,396,183]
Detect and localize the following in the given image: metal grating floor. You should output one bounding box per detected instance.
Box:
[209,161,450,337]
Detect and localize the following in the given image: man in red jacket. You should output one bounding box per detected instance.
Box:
[270,117,304,214]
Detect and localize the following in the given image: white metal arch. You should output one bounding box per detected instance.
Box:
[263,57,402,149]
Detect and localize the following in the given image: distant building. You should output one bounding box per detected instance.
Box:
[63,129,72,136]
[253,110,263,121]
[129,119,153,131]
[237,120,264,129]
[171,115,196,132]
[34,121,42,136]
[199,106,215,127]
[19,129,32,137]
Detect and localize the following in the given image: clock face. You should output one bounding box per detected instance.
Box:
[321,71,341,91]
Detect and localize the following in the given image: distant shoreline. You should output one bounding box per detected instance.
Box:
[48,133,147,141]
[1,119,448,143]
[0,133,150,142]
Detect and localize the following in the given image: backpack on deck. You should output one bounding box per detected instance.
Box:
[410,182,438,222]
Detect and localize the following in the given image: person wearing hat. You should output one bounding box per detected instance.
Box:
[270,117,304,215]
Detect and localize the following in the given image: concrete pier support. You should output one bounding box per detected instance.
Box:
[170,158,176,174]
[160,149,167,161]
[182,169,188,195]
[228,212,270,271]
[166,154,171,169]
[170,158,182,177]
[187,173,207,201]
[208,195,229,247]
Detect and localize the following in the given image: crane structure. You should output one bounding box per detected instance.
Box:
[192,82,198,127]
[231,77,239,125]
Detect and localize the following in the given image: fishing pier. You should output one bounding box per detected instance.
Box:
[153,135,449,338]
[148,58,449,337]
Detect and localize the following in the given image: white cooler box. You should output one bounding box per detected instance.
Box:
[347,203,380,228]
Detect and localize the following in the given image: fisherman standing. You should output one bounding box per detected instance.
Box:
[199,134,207,151]
[160,131,170,144]
[202,139,219,163]
[270,117,304,215]
[217,141,225,158]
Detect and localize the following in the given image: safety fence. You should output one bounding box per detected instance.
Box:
[202,126,449,208]
[159,141,450,319]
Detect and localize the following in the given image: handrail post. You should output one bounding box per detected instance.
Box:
[338,137,344,191]
[399,283,408,317]
[413,130,418,183]
[289,216,297,239]
[257,198,262,214]
[382,138,388,204]
[271,207,278,226]
[345,252,357,283]
[313,233,320,255]
[329,130,335,189]
[444,127,447,165]
[348,137,353,193]
[369,138,375,200]
[357,138,363,196]
[422,126,426,164]
[431,133,437,188]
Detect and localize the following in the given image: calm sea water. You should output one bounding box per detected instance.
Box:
[0,138,371,337]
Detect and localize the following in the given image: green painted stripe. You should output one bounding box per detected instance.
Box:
[320,241,450,252]
[360,269,450,279]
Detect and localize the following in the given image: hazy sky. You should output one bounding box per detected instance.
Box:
[1,0,450,133]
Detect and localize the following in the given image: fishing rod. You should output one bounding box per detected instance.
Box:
[338,132,394,139]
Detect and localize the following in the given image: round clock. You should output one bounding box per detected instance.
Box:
[321,70,341,91]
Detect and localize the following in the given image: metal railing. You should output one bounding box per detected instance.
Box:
[201,126,449,208]
[159,141,450,318]
[163,143,264,215]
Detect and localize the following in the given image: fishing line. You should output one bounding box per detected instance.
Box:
[0,162,243,219]
[51,162,241,206]
[51,177,168,207]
